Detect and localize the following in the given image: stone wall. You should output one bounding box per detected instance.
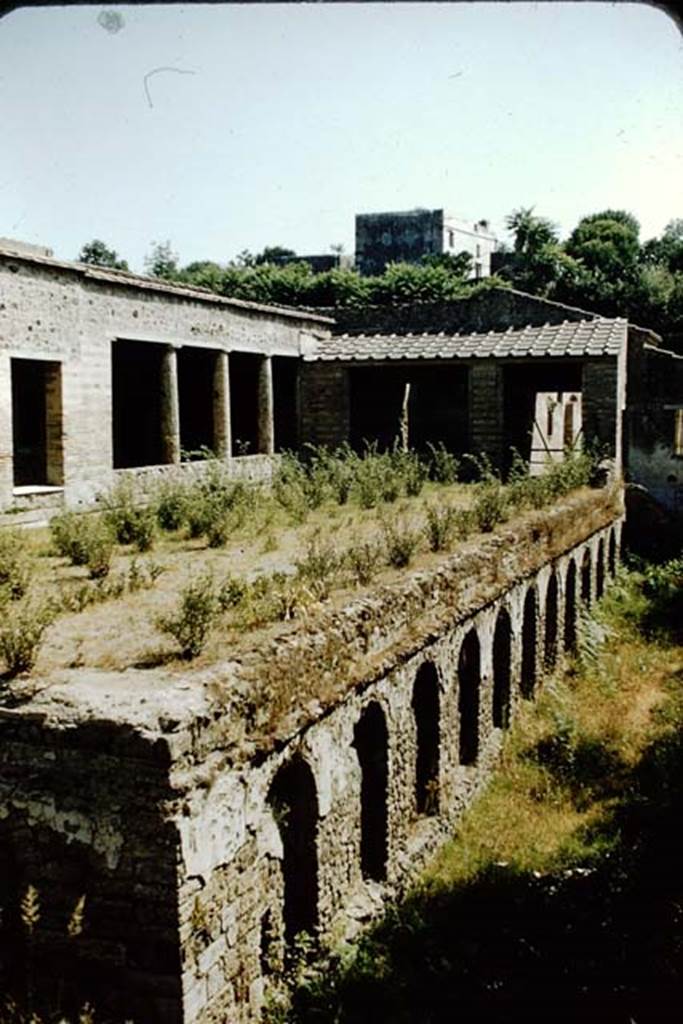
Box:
[0,488,623,1023]
[0,252,330,510]
[311,286,603,336]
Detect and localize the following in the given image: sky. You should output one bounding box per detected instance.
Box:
[0,2,681,273]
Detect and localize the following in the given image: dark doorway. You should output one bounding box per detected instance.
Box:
[268,757,319,945]
[412,663,440,815]
[581,550,591,608]
[348,365,468,455]
[229,352,260,455]
[521,587,537,699]
[596,540,605,600]
[11,359,63,486]
[503,362,582,472]
[112,340,165,468]
[458,629,481,765]
[178,347,216,459]
[354,702,389,882]
[492,609,512,730]
[544,572,559,670]
[273,357,299,452]
[564,560,577,654]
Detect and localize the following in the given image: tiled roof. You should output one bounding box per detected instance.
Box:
[305,318,627,362]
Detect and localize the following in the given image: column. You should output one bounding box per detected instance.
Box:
[213,350,232,459]
[469,363,504,471]
[257,354,275,455]
[160,345,181,465]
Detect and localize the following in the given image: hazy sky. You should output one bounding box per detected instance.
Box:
[0,2,681,272]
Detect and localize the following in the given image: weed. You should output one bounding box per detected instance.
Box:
[426,441,460,484]
[472,480,508,532]
[0,530,32,600]
[346,539,384,586]
[155,480,190,531]
[99,476,141,545]
[0,600,55,677]
[50,511,91,566]
[424,503,459,552]
[381,512,422,568]
[85,523,115,580]
[295,533,340,599]
[156,574,218,659]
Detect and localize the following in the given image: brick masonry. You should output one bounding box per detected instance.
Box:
[0,253,330,510]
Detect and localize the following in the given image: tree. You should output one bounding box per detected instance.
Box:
[565,210,641,278]
[145,240,179,280]
[642,219,683,273]
[254,245,298,265]
[77,239,128,271]
[421,251,473,277]
[505,207,558,256]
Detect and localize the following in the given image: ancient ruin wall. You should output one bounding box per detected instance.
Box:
[0,254,328,509]
[0,489,623,1024]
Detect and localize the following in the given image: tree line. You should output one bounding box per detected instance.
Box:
[77,208,683,342]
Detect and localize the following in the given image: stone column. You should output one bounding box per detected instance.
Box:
[213,351,232,459]
[469,363,504,470]
[160,345,181,465]
[257,355,275,455]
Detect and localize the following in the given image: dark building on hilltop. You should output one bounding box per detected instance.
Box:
[355,208,497,278]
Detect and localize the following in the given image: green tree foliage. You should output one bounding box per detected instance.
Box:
[177,254,484,309]
[145,239,180,280]
[254,245,298,265]
[77,238,129,271]
[500,206,683,347]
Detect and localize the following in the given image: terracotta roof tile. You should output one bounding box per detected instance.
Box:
[305,318,627,363]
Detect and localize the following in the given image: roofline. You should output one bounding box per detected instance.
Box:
[0,246,334,326]
[304,316,628,362]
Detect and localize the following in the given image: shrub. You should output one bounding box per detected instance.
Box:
[472,481,508,533]
[155,480,190,531]
[0,600,55,677]
[99,476,141,545]
[50,511,91,565]
[326,444,355,505]
[0,529,32,600]
[424,503,459,552]
[295,533,340,600]
[157,574,218,659]
[85,521,115,579]
[345,539,384,585]
[381,513,422,568]
[397,449,429,497]
[51,512,117,569]
[426,441,460,484]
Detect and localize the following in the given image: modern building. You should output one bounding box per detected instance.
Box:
[355,208,498,278]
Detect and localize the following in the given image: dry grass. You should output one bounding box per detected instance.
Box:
[2,482,474,678]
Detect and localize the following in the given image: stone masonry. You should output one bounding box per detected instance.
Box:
[0,487,623,1023]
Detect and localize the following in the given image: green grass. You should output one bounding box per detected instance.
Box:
[272,561,683,1024]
